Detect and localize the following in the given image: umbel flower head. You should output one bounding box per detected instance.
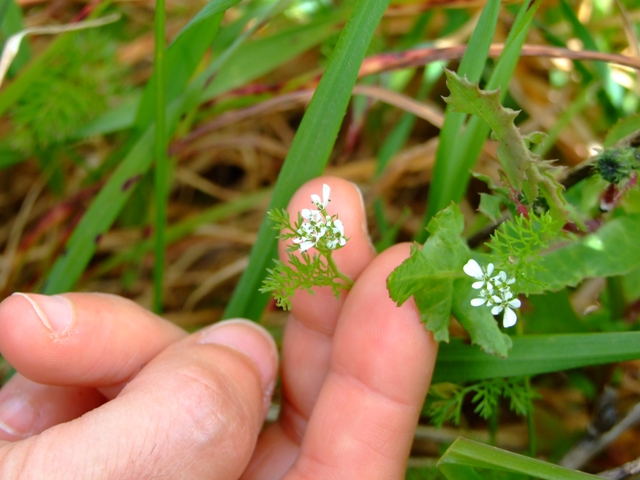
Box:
[464,259,521,328]
[292,184,347,253]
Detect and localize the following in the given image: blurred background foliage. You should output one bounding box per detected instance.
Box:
[3,0,640,476]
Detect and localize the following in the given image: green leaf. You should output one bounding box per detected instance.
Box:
[386,243,431,306]
[478,193,504,222]
[387,204,468,342]
[438,438,600,479]
[604,113,640,148]
[529,214,640,293]
[0,1,112,117]
[1,0,30,75]
[452,278,512,357]
[42,121,159,293]
[433,331,640,384]
[443,69,568,221]
[202,10,348,101]
[134,0,240,130]
[224,0,391,321]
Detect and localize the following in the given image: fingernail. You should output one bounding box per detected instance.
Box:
[198,319,278,394]
[349,181,373,247]
[13,293,75,334]
[0,395,38,439]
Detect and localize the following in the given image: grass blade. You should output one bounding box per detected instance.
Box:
[134,0,240,130]
[418,0,500,239]
[223,0,391,321]
[438,438,599,479]
[422,0,540,239]
[152,0,167,313]
[433,332,640,383]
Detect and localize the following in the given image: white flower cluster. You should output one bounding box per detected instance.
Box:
[292,184,347,252]
[463,259,521,328]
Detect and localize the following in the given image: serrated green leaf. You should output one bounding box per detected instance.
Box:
[415,278,453,343]
[452,277,513,357]
[387,204,468,342]
[442,69,568,222]
[386,243,431,306]
[420,203,469,271]
[478,193,504,222]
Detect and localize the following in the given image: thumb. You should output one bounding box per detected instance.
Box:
[0,319,278,480]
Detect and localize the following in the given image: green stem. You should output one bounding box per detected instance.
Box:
[327,254,354,289]
[526,376,537,457]
[152,0,167,314]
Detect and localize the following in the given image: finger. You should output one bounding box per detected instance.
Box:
[243,177,375,478]
[284,176,375,329]
[0,292,186,391]
[0,374,105,441]
[0,319,278,480]
[281,177,375,417]
[290,244,437,479]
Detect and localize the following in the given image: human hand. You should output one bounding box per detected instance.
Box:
[241,176,438,479]
[0,294,278,479]
[0,176,438,479]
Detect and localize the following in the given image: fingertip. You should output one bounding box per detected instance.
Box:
[0,292,185,389]
[198,319,278,411]
[284,176,375,279]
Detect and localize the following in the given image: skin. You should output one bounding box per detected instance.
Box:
[0,176,438,479]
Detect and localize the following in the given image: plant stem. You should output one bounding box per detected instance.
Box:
[327,254,354,289]
[152,0,167,314]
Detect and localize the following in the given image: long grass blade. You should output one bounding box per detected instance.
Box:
[438,438,599,479]
[433,332,640,383]
[421,0,540,240]
[152,0,167,313]
[419,0,500,239]
[223,0,392,321]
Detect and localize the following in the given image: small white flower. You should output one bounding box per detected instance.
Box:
[301,208,323,222]
[470,289,492,307]
[465,259,520,328]
[311,183,331,209]
[291,183,347,252]
[324,217,347,250]
[490,291,521,328]
[463,259,495,291]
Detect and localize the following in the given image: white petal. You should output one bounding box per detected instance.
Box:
[506,277,516,285]
[339,237,346,246]
[333,218,344,235]
[471,281,485,290]
[310,193,322,206]
[299,241,315,252]
[503,308,518,328]
[470,297,487,306]
[486,263,494,275]
[491,305,503,315]
[508,298,521,309]
[322,184,331,206]
[463,259,483,279]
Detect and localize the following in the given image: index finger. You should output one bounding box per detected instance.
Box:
[243,176,376,478]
